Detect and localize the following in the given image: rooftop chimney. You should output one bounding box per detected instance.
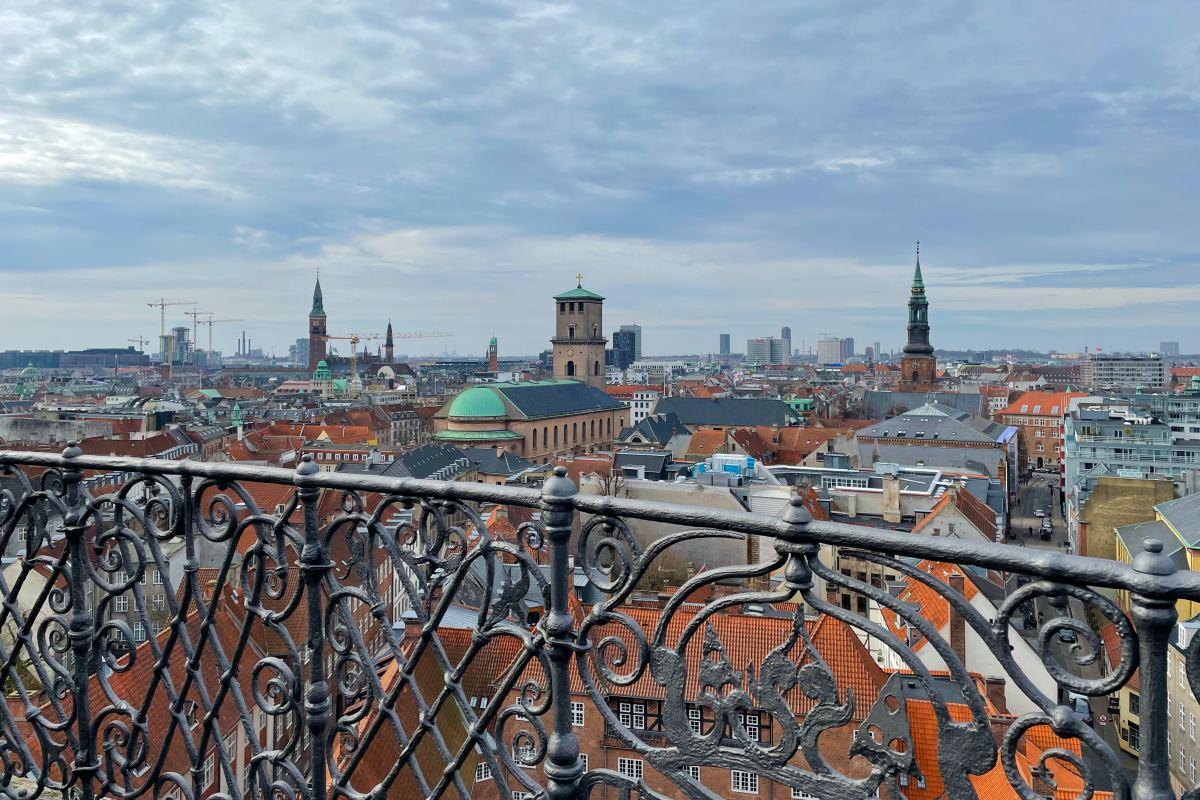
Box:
[947,571,967,669]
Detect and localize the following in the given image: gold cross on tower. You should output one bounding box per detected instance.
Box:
[576,273,584,287]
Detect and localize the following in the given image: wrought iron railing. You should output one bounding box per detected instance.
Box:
[1,445,1198,800]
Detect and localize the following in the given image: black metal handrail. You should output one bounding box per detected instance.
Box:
[0,445,1191,800]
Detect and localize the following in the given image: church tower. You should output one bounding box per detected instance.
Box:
[384,320,395,364]
[487,336,499,372]
[898,245,938,392]
[552,276,607,389]
[308,276,328,374]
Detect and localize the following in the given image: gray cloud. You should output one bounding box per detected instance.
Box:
[1,1,1199,355]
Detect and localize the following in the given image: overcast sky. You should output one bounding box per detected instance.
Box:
[2,1,1200,358]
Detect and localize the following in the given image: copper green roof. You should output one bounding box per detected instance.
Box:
[310,277,326,317]
[434,428,523,441]
[554,285,605,301]
[446,386,507,418]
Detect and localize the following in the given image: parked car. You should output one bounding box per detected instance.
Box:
[1058,627,1078,644]
[1034,509,1046,518]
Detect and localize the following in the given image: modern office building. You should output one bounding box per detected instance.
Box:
[1161,340,1181,357]
[719,333,731,356]
[618,324,643,361]
[816,337,843,366]
[611,329,637,370]
[1081,354,1168,391]
[747,337,786,366]
[840,337,855,361]
[780,326,792,363]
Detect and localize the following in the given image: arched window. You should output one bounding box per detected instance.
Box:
[573,423,578,443]
[912,371,919,384]
[554,426,558,446]
[591,419,596,439]
[568,324,576,339]
[533,429,538,450]
[566,360,576,376]
[592,324,599,338]
[607,418,612,436]
[563,424,568,445]
[594,360,600,376]
[543,426,548,450]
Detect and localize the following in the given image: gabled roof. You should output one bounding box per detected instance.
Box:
[653,397,800,428]
[618,412,689,446]
[858,402,1006,443]
[1155,491,1200,548]
[997,390,1088,418]
[881,560,979,652]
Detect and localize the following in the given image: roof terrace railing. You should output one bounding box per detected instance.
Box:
[0,445,1196,800]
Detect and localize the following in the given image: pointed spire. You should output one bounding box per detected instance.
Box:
[310,274,326,317]
[385,319,394,347]
[912,241,924,290]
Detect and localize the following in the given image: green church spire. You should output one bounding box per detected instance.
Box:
[912,241,925,292]
[310,275,326,318]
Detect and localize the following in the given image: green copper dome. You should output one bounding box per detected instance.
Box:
[447,386,506,418]
[313,360,331,381]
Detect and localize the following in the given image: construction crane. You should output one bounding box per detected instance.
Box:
[128,336,151,352]
[320,334,379,395]
[183,309,212,364]
[391,331,453,339]
[197,316,243,363]
[147,298,196,337]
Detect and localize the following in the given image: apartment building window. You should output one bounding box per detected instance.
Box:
[731,770,759,794]
[1190,715,1196,742]
[571,702,585,727]
[688,705,702,734]
[1130,693,1140,715]
[618,702,645,730]
[579,754,588,772]
[202,753,215,789]
[687,766,701,781]
[618,758,643,781]
[132,621,146,642]
[1130,723,1141,751]
[1192,758,1197,783]
[513,793,532,800]
[114,596,128,613]
[792,790,818,800]
[475,762,491,782]
[153,569,163,585]
[152,595,165,611]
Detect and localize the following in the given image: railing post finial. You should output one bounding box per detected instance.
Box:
[540,466,583,799]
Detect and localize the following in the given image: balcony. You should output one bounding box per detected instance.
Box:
[1,445,1197,800]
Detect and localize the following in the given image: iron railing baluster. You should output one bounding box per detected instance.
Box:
[61,441,96,800]
[1130,536,1178,800]
[297,455,331,800]
[540,467,583,800]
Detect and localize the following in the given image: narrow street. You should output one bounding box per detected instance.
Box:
[1007,470,1140,784]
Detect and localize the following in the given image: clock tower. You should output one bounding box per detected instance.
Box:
[552,276,607,389]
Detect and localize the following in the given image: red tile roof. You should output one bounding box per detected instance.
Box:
[998,391,1089,418]
[881,561,978,652]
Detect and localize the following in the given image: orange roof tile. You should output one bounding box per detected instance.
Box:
[881,561,979,652]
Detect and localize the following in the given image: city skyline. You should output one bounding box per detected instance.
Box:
[3,3,1200,354]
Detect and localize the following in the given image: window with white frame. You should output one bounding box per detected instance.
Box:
[475,762,491,782]
[1191,715,1196,742]
[687,766,701,781]
[114,596,128,613]
[738,712,761,742]
[512,793,531,800]
[132,621,145,641]
[571,701,585,727]
[153,569,163,585]
[618,702,645,730]
[731,770,758,794]
[152,595,165,611]
[792,790,818,800]
[579,753,587,772]
[688,705,702,734]
[202,753,215,789]
[617,758,642,781]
